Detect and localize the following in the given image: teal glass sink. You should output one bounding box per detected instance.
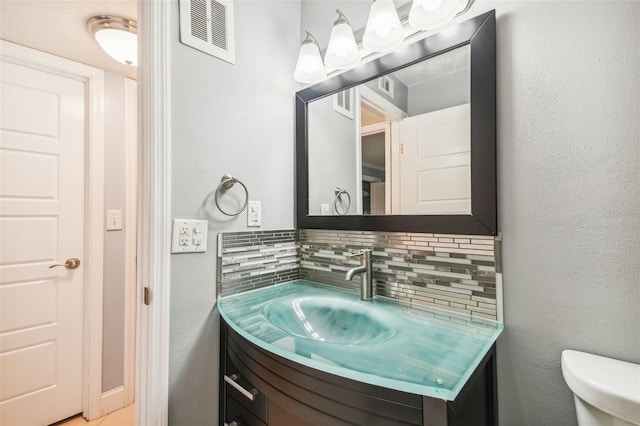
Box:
[265,296,396,344]
[218,280,503,400]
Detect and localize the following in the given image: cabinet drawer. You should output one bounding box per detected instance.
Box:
[224,370,267,422]
[225,395,267,426]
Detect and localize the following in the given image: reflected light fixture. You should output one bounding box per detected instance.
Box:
[363,0,404,53]
[293,31,326,84]
[87,16,137,66]
[409,0,465,31]
[324,10,361,70]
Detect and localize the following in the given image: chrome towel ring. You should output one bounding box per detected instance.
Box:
[333,187,351,216]
[215,174,249,216]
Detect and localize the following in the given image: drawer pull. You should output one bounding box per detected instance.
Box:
[224,374,257,401]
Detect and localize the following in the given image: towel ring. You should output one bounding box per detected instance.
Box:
[215,174,249,216]
[333,187,351,216]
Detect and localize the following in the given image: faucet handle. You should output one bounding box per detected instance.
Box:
[347,249,372,258]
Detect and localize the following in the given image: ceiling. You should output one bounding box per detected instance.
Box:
[1,0,138,79]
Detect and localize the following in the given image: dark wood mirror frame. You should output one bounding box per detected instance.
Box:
[296,10,496,235]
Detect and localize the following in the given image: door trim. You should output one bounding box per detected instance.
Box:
[123,78,138,406]
[136,0,172,424]
[0,40,106,420]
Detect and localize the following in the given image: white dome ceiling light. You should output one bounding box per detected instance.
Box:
[87,16,137,66]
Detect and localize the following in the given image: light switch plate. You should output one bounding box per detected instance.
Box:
[171,219,208,253]
[106,210,123,231]
[320,204,330,216]
[247,200,261,227]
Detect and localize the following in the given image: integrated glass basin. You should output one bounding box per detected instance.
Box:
[265,296,396,344]
[217,280,503,400]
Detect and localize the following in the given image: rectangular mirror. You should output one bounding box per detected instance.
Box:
[296,10,496,235]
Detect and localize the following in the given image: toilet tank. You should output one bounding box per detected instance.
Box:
[561,350,640,426]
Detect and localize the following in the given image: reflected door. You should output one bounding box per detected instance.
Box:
[0,58,85,425]
[398,103,471,214]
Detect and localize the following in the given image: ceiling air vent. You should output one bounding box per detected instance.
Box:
[179,0,235,64]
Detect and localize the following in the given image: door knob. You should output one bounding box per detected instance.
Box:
[49,258,81,269]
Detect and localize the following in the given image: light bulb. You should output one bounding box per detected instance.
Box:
[294,32,326,84]
[409,0,459,31]
[325,10,360,69]
[363,0,404,53]
[422,0,443,12]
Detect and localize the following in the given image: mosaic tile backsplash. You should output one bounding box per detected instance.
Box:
[217,229,498,320]
[217,230,299,297]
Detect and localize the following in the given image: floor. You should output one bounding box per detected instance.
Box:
[52,404,134,426]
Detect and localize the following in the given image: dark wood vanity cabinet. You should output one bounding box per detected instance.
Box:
[220,322,497,426]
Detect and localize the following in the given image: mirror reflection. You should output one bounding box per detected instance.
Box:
[308,45,471,216]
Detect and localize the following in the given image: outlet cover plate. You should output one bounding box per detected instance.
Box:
[171,219,208,253]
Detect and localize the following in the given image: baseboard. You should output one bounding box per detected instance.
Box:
[100,386,126,417]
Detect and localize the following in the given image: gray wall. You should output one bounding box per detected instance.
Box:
[485,2,640,424]
[364,73,409,112]
[168,1,300,424]
[102,72,128,392]
[407,68,469,116]
[301,1,640,425]
[308,95,359,215]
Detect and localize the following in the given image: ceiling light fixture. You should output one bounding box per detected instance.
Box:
[363,0,404,53]
[324,10,361,70]
[87,16,137,66]
[293,31,327,84]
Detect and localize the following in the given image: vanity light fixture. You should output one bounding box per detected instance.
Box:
[363,0,404,53]
[87,15,137,66]
[293,31,327,84]
[324,10,361,70]
[409,0,469,31]
[293,0,475,84]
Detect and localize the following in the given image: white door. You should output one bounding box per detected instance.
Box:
[0,59,85,425]
[398,103,471,215]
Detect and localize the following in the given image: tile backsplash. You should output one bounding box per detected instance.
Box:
[217,230,298,297]
[217,229,499,320]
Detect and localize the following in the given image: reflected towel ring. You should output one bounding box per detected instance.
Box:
[215,174,249,216]
[333,187,351,216]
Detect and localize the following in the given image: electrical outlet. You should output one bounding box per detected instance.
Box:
[321,204,330,215]
[171,219,208,253]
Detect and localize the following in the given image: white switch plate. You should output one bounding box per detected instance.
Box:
[247,200,261,227]
[106,210,123,231]
[321,204,330,215]
[171,219,208,253]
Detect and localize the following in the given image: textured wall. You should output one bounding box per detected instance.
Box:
[168,1,300,424]
[481,2,640,425]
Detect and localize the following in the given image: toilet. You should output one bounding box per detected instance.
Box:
[562,350,640,426]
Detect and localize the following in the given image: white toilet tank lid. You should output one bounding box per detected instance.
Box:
[562,350,640,425]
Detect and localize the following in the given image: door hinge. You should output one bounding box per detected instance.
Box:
[144,286,151,305]
[400,143,404,154]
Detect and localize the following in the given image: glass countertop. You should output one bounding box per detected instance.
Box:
[218,280,503,400]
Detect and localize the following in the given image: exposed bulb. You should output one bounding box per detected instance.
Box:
[363,0,404,53]
[325,10,361,69]
[293,32,326,84]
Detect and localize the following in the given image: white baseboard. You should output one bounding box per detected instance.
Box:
[100,386,126,417]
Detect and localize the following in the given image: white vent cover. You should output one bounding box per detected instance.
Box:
[333,88,354,119]
[378,76,395,99]
[179,0,235,64]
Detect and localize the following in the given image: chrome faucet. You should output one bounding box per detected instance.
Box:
[345,250,373,301]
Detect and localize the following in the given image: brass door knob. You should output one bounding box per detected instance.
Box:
[49,258,81,269]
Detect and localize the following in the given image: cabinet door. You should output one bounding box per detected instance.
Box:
[225,395,267,426]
